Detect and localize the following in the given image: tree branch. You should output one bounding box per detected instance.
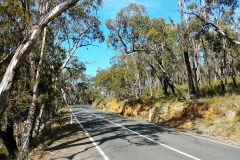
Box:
[186,11,240,45]
[0,0,79,117]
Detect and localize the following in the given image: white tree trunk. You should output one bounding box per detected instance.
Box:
[32,103,45,138]
[61,88,69,106]
[0,0,79,117]
[18,23,47,160]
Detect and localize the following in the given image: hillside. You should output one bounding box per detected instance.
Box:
[92,95,240,147]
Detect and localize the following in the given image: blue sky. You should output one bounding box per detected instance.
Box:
[75,0,180,76]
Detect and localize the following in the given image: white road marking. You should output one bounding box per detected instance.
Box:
[83,105,240,149]
[79,107,201,160]
[115,111,240,149]
[71,112,110,160]
[154,124,240,149]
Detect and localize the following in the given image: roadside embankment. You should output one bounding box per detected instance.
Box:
[93,97,240,146]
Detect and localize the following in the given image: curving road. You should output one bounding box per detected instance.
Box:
[70,105,240,160]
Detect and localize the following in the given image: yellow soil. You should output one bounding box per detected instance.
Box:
[93,98,240,146]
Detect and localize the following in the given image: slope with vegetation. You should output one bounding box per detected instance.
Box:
[92,87,240,146]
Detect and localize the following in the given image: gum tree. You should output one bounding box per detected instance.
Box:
[0,0,80,117]
[106,3,186,99]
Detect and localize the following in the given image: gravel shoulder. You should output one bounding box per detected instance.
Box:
[29,123,103,160]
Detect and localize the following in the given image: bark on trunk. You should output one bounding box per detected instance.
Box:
[192,42,201,96]
[17,104,37,160]
[0,0,79,117]
[32,103,45,138]
[221,51,228,93]
[145,67,153,97]
[183,49,196,99]
[14,122,21,148]
[163,78,169,95]
[157,63,186,99]
[17,25,47,160]
[192,57,200,96]
[61,88,69,106]
[0,119,18,157]
[148,57,185,99]
[232,67,237,87]
[168,81,175,94]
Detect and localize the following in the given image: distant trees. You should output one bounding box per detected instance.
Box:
[181,0,240,94]
[96,2,240,102]
[105,3,186,99]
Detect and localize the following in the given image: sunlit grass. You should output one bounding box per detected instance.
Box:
[0,143,8,160]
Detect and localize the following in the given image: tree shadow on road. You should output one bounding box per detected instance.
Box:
[31,106,203,159]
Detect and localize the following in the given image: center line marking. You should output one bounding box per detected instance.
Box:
[80,107,201,160]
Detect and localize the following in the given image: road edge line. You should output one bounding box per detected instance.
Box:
[80,107,201,160]
[91,106,240,150]
[120,114,240,149]
[71,111,110,160]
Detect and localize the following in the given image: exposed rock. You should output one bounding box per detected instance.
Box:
[225,110,239,122]
[105,99,123,114]
[132,104,142,117]
[151,102,186,123]
[123,105,133,116]
[92,98,240,147]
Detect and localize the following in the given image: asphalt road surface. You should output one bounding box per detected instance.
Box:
[70,105,240,160]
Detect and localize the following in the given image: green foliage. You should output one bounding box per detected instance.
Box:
[0,0,32,78]
[0,145,8,160]
[187,2,198,10]
[200,76,240,97]
[94,62,134,99]
[106,3,150,53]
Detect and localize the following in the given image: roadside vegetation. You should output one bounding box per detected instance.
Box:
[92,78,240,146]
[0,107,78,160]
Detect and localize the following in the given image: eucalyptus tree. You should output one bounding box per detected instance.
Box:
[0,0,104,119]
[59,57,87,105]
[143,18,179,95]
[185,0,240,44]
[106,3,186,99]
[0,0,81,118]
[17,2,49,159]
[16,1,104,159]
[112,53,147,99]
[94,69,113,97]
[0,0,34,157]
[177,0,198,98]
[183,0,240,94]
[0,0,103,158]
[94,56,135,100]
[51,0,104,106]
[0,0,31,76]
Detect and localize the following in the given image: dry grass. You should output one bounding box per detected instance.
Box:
[0,141,8,160]
[93,94,240,146]
[28,107,75,158]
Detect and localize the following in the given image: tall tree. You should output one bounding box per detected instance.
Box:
[178,0,197,99]
[16,0,104,159]
[17,1,49,159]
[106,3,186,99]
[0,0,80,117]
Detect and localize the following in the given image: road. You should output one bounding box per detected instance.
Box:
[70,105,240,160]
